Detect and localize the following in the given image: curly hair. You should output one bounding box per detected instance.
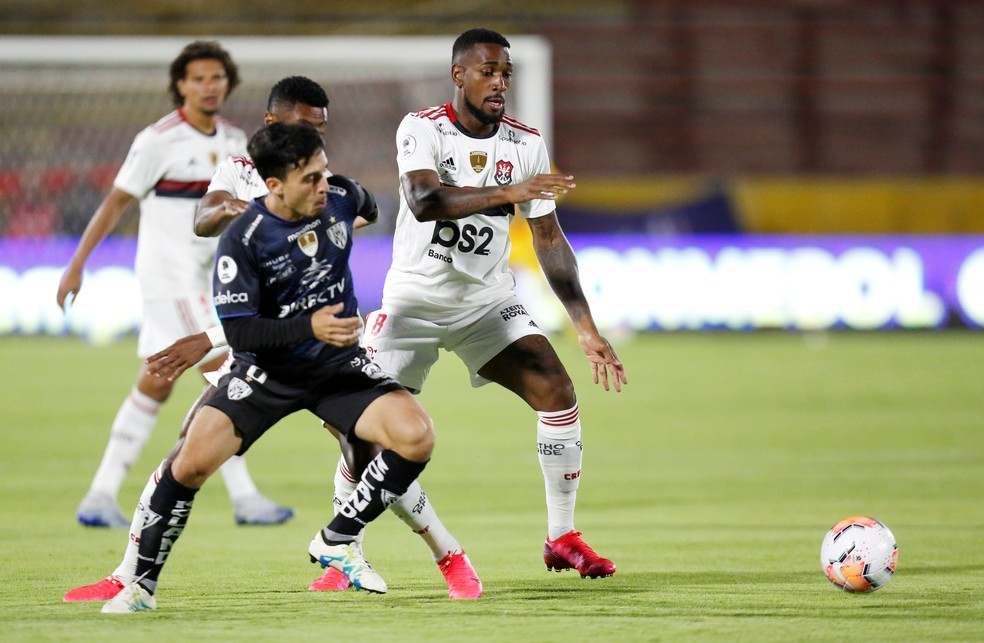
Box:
[168,40,240,107]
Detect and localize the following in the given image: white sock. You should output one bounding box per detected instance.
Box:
[113,460,166,583]
[332,455,459,562]
[388,480,462,563]
[537,403,582,541]
[332,456,364,547]
[218,455,260,502]
[88,387,161,498]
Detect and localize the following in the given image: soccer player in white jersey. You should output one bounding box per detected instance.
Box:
[63,76,482,603]
[56,41,292,529]
[361,28,628,579]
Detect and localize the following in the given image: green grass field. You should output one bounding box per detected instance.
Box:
[1,331,982,641]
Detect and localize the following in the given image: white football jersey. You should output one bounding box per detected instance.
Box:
[206,155,267,201]
[206,154,334,200]
[115,109,247,299]
[383,102,553,318]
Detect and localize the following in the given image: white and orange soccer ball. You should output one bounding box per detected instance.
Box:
[820,516,898,592]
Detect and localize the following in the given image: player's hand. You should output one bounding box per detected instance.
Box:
[578,332,627,393]
[312,303,363,347]
[146,333,212,381]
[56,266,82,309]
[221,198,250,217]
[506,173,576,204]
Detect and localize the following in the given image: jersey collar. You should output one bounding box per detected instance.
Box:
[445,102,499,139]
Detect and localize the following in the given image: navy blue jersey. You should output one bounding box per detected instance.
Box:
[212,177,363,379]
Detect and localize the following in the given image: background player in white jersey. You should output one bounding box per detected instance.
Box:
[63,77,482,603]
[361,27,629,578]
[55,41,292,528]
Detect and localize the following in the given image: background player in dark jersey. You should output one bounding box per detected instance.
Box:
[101,122,436,613]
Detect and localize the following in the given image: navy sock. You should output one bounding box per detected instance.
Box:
[133,466,198,594]
[322,450,426,543]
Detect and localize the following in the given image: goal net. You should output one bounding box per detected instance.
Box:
[0,35,552,237]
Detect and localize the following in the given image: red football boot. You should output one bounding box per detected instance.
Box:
[543,531,616,578]
[63,575,126,602]
[438,551,483,599]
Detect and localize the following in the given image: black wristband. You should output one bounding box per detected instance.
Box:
[223,314,314,352]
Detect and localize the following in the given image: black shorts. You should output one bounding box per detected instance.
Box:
[203,351,405,455]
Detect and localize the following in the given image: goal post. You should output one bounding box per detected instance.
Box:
[0,34,552,235]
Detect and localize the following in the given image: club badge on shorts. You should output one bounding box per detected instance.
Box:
[227,377,253,401]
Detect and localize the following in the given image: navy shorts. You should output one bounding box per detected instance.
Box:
[204,351,405,455]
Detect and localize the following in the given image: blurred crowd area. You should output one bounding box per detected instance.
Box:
[1,0,983,237]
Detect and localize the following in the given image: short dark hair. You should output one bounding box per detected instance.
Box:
[168,40,240,107]
[267,76,330,113]
[452,28,511,62]
[248,122,324,181]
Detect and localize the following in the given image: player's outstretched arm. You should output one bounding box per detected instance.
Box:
[146,332,213,381]
[401,169,576,222]
[56,187,135,308]
[528,213,627,392]
[195,190,249,237]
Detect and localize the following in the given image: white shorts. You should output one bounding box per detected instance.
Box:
[361,296,546,392]
[138,295,226,365]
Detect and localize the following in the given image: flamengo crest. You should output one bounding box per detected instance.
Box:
[494,160,514,185]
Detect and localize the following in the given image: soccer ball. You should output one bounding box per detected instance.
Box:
[820,516,898,592]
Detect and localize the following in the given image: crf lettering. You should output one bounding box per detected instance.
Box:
[564,470,581,481]
[430,221,494,256]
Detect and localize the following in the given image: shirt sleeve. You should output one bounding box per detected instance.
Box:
[396,114,441,175]
[212,227,260,319]
[206,157,243,197]
[518,136,555,220]
[113,127,167,199]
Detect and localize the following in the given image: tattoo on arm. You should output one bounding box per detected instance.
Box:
[532,219,591,325]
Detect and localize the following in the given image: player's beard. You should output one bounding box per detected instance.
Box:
[464,95,504,126]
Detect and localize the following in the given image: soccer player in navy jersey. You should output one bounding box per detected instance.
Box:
[101,122,434,612]
[66,77,481,605]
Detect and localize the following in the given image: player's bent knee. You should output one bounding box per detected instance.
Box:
[172,406,242,487]
[531,373,575,411]
[356,391,434,461]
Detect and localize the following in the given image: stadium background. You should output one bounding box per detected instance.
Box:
[2,2,984,639]
[2,0,984,339]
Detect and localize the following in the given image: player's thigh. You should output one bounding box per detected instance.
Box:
[449,298,557,388]
[171,405,242,487]
[139,296,227,364]
[476,335,574,411]
[362,309,442,392]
